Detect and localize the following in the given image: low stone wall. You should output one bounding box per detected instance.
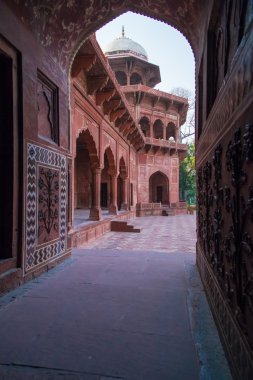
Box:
[136,202,187,216]
[70,210,136,247]
[136,203,162,217]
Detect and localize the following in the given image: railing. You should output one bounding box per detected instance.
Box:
[136,202,162,210]
[145,137,176,148]
[121,84,188,104]
[144,137,187,151]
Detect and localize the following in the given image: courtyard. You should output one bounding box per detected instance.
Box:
[0,215,231,379]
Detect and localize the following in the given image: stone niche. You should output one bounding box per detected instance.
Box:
[37,70,59,144]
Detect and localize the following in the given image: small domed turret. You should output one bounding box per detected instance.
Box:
[105,26,148,61]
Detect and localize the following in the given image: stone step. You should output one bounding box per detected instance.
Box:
[111,220,141,233]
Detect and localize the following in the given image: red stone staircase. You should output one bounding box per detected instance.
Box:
[111,220,141,233]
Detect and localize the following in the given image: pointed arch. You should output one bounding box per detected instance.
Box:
[166,122,176,141]
[130,72,143,85]
[66,2,199,75]
[149,171,169,204]
[77,128,99,168]
[153,119,164,139]
[139,116,150,137]
[103,145,116,174]
[119,156,127,178]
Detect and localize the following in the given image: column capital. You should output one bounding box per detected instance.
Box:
[121,174,128,181]
[108,169,118,178]
[92,166,102,175]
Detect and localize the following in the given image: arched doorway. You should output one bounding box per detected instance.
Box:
[74,129,100,221]
[149,171,169,204]
[101,153,110,209]
[102,147,117,214]
[117,157,128,211]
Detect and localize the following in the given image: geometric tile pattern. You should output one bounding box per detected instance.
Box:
[83,214,196,253]
[25,142,67,272]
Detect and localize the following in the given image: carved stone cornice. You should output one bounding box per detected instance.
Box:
[71,54,96,77]
[96,89,115,106]
[110,108,126,123]
[119,121,133,134]
[103,98,121,115]
[87,75,109,95]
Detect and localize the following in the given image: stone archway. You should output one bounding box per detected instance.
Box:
[117,156,128,210]
[74,129,100,221]
[149,171,169,204]
[153,119,164,139]
[166,122,176,141]
[102,146,118,215]
[139,116,150,137]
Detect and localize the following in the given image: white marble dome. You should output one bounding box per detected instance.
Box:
[105,27,148,61]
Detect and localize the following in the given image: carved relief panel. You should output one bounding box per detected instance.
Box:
[25,142,67,272]
[197,124,253,352]
[37,166,59,245]
[206,0,251,117]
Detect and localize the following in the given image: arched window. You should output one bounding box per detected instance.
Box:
[139,116,150,137]
[153,119,164,139]
[166,122,176,141]
[115,71,127,85]
[130,72,142,85]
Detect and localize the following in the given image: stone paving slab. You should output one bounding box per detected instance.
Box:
[0,215,232,380]
[82,215,196,253]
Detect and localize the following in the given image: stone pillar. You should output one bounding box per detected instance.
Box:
[163,125,166,140]
[89,167,102,221]
[109,172,118,214]
[121,176,128,210]
[150,121,154,138]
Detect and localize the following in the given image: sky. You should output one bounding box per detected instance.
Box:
[96,11,195,96]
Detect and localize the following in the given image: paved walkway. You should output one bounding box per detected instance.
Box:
[0,215,232,379]
[84,215,196,253]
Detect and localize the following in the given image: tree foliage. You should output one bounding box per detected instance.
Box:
[179,142,196,204]
[171,87,195,142]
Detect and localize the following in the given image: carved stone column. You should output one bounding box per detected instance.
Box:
[89,167,102,221]
[121,176,128,210]
[109,172,118,214]
[163,125,166,140]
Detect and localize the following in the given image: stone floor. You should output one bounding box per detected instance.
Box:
[74,209,127,227]
[0,215,232,379]
[84,214,196,253]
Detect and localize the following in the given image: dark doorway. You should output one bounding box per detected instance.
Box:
[149,171,169,204]
[130,183,133,206]
[0,50,14,260]
[101,182,108,208]
[157,186,163,202]
[117,176,123,210]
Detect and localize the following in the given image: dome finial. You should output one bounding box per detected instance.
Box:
[122,25,125,37]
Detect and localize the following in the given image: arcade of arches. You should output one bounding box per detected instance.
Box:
[0,1,253,378]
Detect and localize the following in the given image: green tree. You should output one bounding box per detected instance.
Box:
[179,142,196,204]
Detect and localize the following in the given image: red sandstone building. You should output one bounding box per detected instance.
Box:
[1,1,253,377]
[71,31,188,230]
